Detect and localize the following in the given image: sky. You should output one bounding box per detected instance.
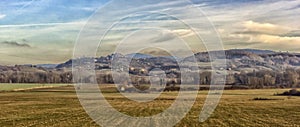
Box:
[0,0,300,65]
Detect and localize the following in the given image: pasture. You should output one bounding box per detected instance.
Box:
[0,84,299,126]
[0,83,69,92]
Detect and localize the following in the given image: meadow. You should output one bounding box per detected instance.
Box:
[0,83,69,92]
[0,84,300,127]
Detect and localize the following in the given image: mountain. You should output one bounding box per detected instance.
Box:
[229,49,275,55]
[56,59,73,69]
[36,64,57,69]
[125,53,153,59]
[54,49,300,73]
[2,49,300,88]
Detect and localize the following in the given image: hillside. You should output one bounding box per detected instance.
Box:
[56,49,300,72]
[1,49,300,89]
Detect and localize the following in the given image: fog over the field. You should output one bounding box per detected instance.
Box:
[0,0,300,65]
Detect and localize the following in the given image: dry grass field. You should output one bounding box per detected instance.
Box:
[0,85,300,127]
[0,84,68,92]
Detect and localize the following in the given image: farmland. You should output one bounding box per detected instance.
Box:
[0,84,300,126]
[0,83,69,92]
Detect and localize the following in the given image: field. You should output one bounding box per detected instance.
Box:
[0,84,300,127]
[0,83,69,91]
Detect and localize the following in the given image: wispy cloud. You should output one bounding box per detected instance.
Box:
[1,0,300,64]
[0,21,85,28]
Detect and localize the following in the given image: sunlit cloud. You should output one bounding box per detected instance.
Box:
[224,19,300,52]
[242,21,291,35]
[255,34,300,44]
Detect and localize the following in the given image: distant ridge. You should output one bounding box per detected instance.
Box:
[36,64,57,69]
[125,53,153,59]
[17,48,300,70]
[229,49,276,55]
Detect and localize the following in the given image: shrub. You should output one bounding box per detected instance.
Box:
[277,89,300,96]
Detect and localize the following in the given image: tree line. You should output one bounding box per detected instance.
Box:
[1,66,300,89]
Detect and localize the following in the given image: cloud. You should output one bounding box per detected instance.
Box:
[0,14,6,19]
[0,20,87,65]
[1,41,31,48]
[0,21,85,46]
[284,30,300,37]
[241,21,291,35]
[151,31,176,43]
[172,29,195,38]
[203,0,300,51]
[223,22,300,54]
[1,0,300,65]
[222,19,300,51]
[255,34,300,44]
[230,21,300,44]
[0,21,85,28]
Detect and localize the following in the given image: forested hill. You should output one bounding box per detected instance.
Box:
[1,49,300,89]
